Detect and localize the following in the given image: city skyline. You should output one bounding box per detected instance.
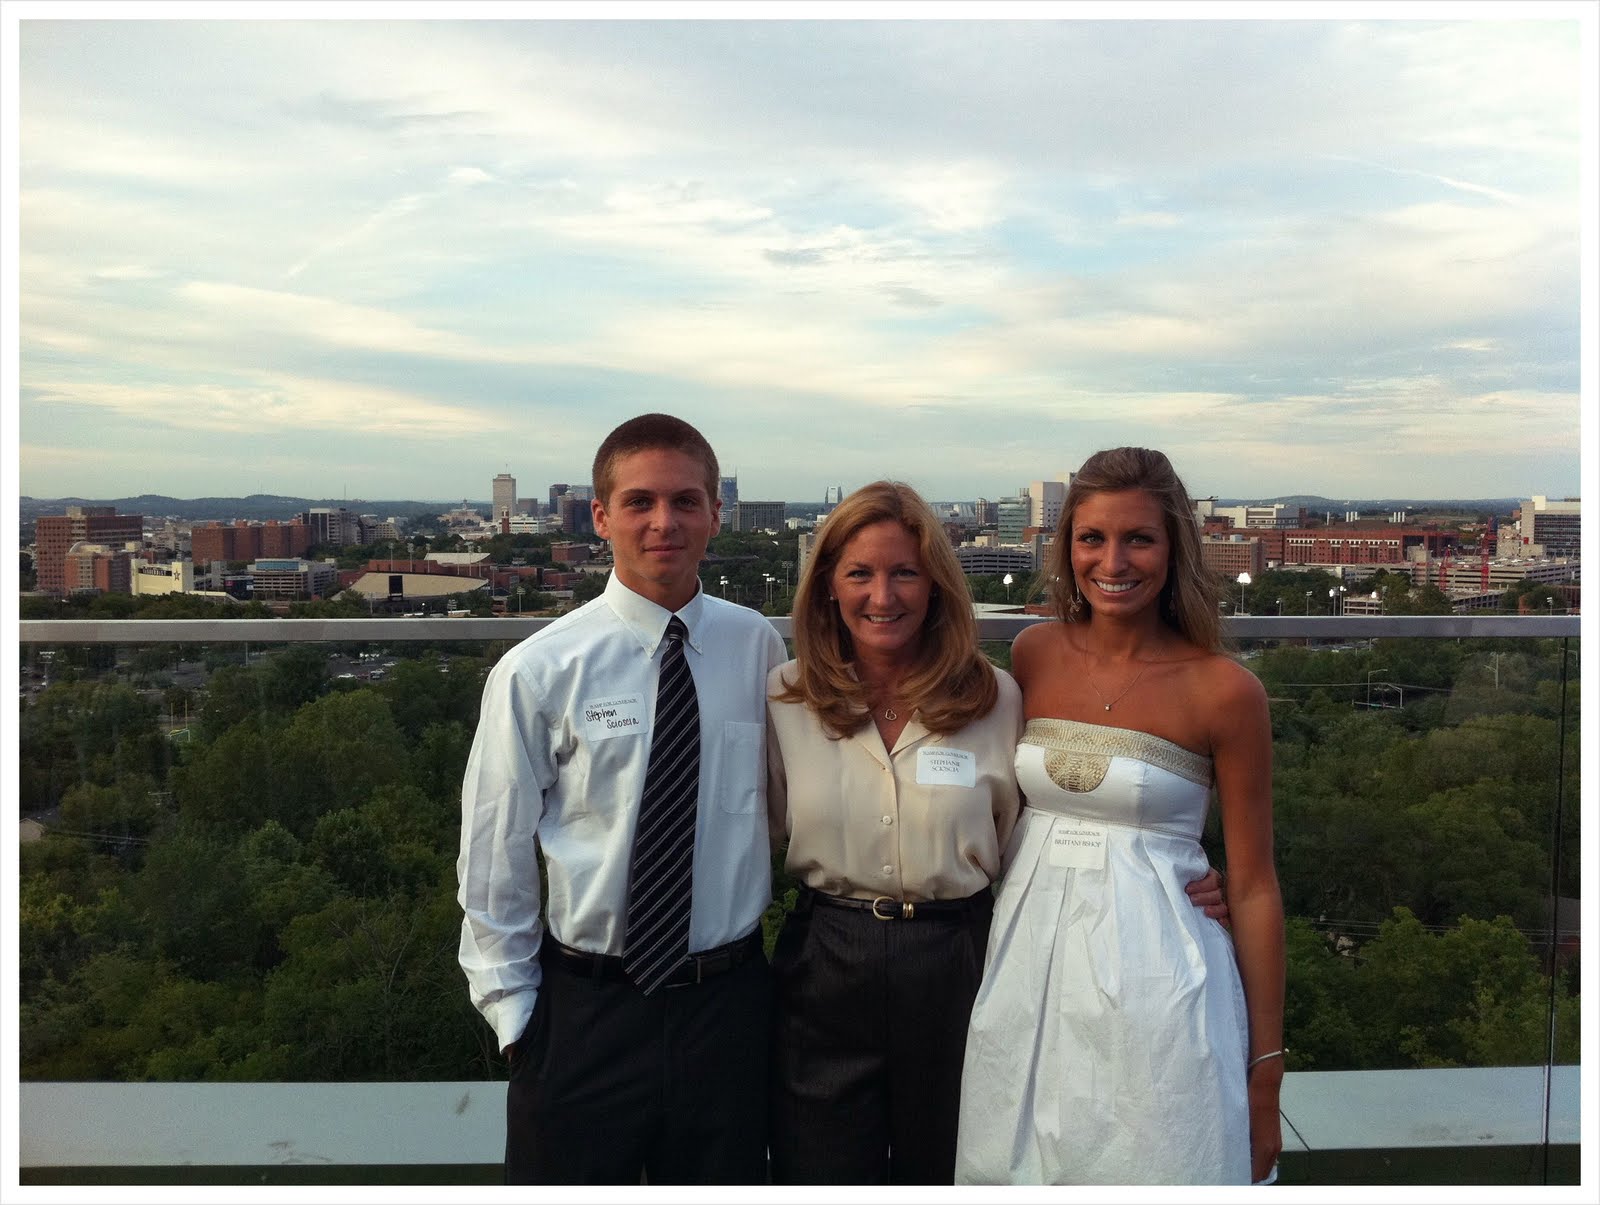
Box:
[9,6,1594,505]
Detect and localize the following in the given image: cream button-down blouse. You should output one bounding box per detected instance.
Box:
[765,660,1024,902]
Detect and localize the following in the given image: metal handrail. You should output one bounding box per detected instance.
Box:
[16,614,1582,644]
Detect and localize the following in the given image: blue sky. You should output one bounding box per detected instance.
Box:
[7,4,1593,505]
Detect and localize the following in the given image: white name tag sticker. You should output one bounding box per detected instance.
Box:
[1048,817,1107,870]
[916,746,977,788]
[581,694,647,742]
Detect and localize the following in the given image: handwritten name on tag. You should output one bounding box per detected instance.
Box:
[916,746,977,788]
[1047,817,1107,870]
[581,694,647,742]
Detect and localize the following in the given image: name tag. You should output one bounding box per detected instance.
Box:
[916,746,977,788]
[1047,817,1107,870]
[581,693,647,741]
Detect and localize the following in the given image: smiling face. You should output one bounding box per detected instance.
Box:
[829,519,932,670]
[1069,489,1171,620]
[591,447,721,612]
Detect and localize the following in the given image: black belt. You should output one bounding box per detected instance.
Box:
[544,930,763,989]
[799,885,992,921]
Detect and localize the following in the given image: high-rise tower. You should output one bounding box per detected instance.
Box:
[493,473,517,523]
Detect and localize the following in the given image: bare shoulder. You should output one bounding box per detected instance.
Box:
[1199,652,1267,704]
[1010,620,1062,683]
[1190,653,1270,746]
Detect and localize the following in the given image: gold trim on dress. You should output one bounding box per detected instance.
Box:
[1023,717,1213,789]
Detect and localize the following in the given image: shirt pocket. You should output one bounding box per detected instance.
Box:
[718,721,763,813]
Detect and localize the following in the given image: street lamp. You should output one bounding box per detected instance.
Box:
[1003,573,1014,603]
[764,573,774,605]
[719,575,728,598]
[1328,586,1346,615]
[1236,572,1251,615]
[1304,590,1313,615]
[1365,668,1388,709]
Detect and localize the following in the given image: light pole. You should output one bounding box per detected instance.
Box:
[1304,590,1313,615]
[1236,572,1251,615]
[1328,586,1346,615]
[1488,651,1504,689]
[764,573,774,605]
[1365,667,1388,709]
[719,575,727,598]
[1003,573,1013,604]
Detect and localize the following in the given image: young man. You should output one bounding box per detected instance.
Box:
[457,414,786,1184]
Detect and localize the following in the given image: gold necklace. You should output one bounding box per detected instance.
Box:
[1081,649,1149,712]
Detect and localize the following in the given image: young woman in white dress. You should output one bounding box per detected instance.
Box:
[955,446,1284,1185]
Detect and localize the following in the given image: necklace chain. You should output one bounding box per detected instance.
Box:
[1082,650,1149,712]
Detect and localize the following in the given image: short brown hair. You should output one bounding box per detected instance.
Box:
[777,481,998,738]
[592,414,720,506]
[1046,447,1223,652]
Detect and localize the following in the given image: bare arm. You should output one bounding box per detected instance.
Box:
[1210,660,1284,1182]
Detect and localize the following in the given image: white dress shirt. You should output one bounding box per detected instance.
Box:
[766,661,1024,903]
[458,573,788,1051]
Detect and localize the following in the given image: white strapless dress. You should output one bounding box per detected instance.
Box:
[955,718,1251,1185]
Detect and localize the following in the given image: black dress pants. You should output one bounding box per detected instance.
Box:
[768,889,993,1185]
[505,944,771,1184]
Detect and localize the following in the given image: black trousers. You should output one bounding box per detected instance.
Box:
[505,944,771,1184]
[768,889,993,1185]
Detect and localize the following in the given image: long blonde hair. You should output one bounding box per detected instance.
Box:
[778,481,998,738]
[1046,447,1224,653]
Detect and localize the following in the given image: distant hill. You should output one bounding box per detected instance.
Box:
[18,495,462,523]
[1215,496,1524,515]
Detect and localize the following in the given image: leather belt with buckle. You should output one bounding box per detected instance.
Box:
[799,885,992,922]
[544,930,762,989]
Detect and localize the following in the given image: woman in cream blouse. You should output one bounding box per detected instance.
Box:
[764,480,1021,1185]
[764,480,1227,1185]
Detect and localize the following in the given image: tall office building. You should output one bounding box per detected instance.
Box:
[823,485,843,514]
[996,496,1031,544]
[492,473,517,522]
[35,506,144,595]
[557,494,595,536]
[1516,496,1581,558]
[299,507,363,548]
[549,484,569,516]
[1028,479,1070,532]
[719,475,739,513]
[731,500,786,533]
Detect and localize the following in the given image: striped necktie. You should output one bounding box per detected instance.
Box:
[622,615,700,994]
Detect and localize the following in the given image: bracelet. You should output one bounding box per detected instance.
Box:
[1248,1049,1285,1071]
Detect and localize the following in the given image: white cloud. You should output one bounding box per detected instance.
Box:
[12,16,1585,501]
[27,374,497,439]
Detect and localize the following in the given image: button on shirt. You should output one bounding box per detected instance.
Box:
[457,574,788,1051]
[765,661,1024,902]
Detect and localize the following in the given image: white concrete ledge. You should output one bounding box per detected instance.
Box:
[19,1067,1580,1168]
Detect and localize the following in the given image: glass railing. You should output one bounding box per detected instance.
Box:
[15,614,1582,1185]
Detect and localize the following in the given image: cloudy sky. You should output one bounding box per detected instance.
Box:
[8,4,1593,506]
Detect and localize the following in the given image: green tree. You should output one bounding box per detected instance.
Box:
[571,572,607,604]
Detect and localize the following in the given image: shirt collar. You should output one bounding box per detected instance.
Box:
[603,572,708,655]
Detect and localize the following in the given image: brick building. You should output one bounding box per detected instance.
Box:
[34,507,144,595]
[1200,534,1267,579]
[192,520,310,566]
[62,543,133,595]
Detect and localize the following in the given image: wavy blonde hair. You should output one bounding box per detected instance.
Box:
[777,481,998,739]
[1046,447,1225,653]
